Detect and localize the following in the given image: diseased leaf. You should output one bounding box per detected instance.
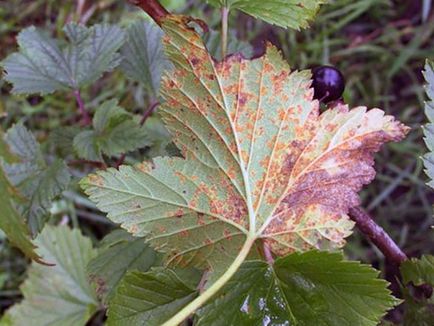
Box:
[1,225,99,326]
[1,124,71,236]
[107,268,200,326]
[87,229,159,303]
[198,251,397,326]
[120,20,171,96]
[207,0,327,29]
[81,15,408,284]
[73,100,151,161]
[423,60,434,188]
[1,23,125,94]
[0,131,40,261]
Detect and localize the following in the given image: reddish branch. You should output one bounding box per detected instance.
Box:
[128,0,169,24]
[349,207,408,265]
[73,89,91,126]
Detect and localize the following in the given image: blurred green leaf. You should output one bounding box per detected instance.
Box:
[1,23,125,94]
[120,20,171,97]
[73,100,151,161]
[1,225,99,326]
[204,29,253,60]
[87,229,159,304]
[1,124,71,236]
[207,0,326,29]
[423,60,434,189]
[0,130,40,261]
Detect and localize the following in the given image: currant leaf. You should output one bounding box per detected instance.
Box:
[400,255,434,325]
[120,19,171,97]
[87,229,159,303]
[401,255,434,288]
[1,226,99,326]
[81,19,409,313]
[423,60,434,188]
[198,251,398,326]
[1,23,125,94]
[107,268,200,326]
[1,124,71,236]
[0,129,40,261]
[73,100,151,161]
[206,0,327,29]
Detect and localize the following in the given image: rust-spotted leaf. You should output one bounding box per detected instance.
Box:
[81,15,409,283]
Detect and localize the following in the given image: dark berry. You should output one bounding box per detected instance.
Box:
[312,65,345,104]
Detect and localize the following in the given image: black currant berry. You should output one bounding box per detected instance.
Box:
[312,65,345,104]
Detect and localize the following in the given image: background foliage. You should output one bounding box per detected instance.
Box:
[0,0,433,325]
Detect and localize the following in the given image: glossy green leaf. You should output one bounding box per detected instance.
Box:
[400,255,434,326]
[198,251,398,326]
[87,229,159,303]
[1,225,99,326]
[73,100,151,161]
[1,23,125,94]
[207,0,327,29]
[1,124,71,235]
[401,255,434,286]
[423,60,434,188]
[120,20,171,96]
[107,268,200,326]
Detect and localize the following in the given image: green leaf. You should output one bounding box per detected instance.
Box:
[1,124,71,235]
[50,126,81,157]
[0,130,40,261]
[400,255,434,326]
[87,229,159,303]
[73,100,151,161]
[142,115,173,158]
[120,20,171,96]
[107,268,200,326]
[423,60,434,188]
[1,23,125,94]
[207,0,327,29]
[198,251,397,326]
[401,255,434,286]
[1,225,99,326]
[82,14,408,287]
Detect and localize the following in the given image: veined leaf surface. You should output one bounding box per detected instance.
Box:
[423,60,434,188]
[206,0,326,29]
[82,15,409,281]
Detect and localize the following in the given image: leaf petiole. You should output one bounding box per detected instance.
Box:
[162,235,256,326]
[221,7,229,59]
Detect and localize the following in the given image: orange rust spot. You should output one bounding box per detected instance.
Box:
[87,174,103,186]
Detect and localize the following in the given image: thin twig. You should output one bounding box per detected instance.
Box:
[72,89,91,125]
[349,206,408,265]
[115,101,160,168]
